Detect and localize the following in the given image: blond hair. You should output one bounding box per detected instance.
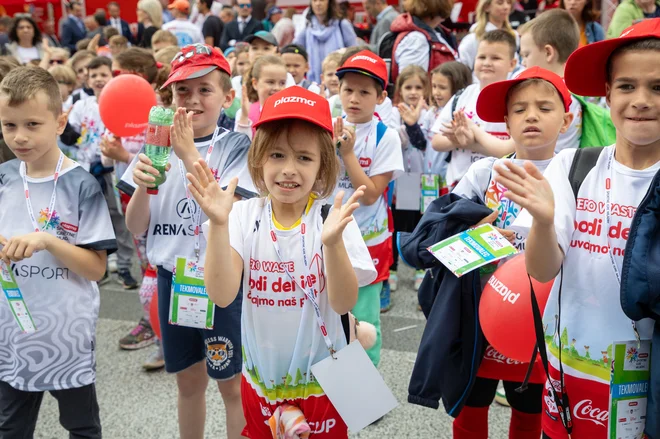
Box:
[137,0,164,28]
[1,66,62,117]
[474,0,515,40]
[244,55,285,103]
[322,51,342,73]
[48,64,77,86]
[151,29,178,47]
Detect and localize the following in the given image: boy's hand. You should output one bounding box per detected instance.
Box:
[241,84,250,122]
[100,134,130,163]
[318,83,326,97]
[452,110,475,147]
[333,117,356,157]
[88,33,101,53]
[398,100,424,127]
[133,153,170,188]
[171,108,195,158]
[322,186,365,246]
[186,159,236,226]
[474,210,516,243]
[1,232,52,263]
[494,161,555,227]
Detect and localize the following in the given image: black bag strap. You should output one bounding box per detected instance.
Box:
[320,204,331,223]
[451,88,465,119]
[568,146,604,199]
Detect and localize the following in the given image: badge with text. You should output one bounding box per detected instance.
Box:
[421,174,440,214]
[169,256,215,330]
[427,224,518,277]
[608,340,650,439]
[0,261,37,333]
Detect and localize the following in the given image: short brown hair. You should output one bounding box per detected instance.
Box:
[404,0,453,19]
[480,29,518,60]
[395,65,430,105]
[87,56,112,72]
[519,9,579,63]
[109,35,128,47]
[76,38,91,52]
[115,47,159,83]
[506,78,563,111]
[151,29,178,47]
[0,67,62,117]
[431,61,473,96]
[103,26,119,40]
[0,56,20,83]
[154,46,180,65]
[68,49,95,70]
[248,120,340,198]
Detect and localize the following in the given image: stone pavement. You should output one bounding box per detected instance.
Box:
[33,265,513,438]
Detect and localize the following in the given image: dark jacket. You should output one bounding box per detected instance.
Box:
[220,17,264,50]
[61,16,87,53]
[399,193,493,416]
[109,17,134,44]
[137,24,159,49]
[621,168,660,439]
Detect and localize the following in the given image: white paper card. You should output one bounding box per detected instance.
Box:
[311,341,398,432]
[395,172,422,211]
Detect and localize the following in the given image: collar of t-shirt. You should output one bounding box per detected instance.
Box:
[271,194,316,231]
[239,16,252,24]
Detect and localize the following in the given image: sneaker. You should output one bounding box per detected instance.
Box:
[494,384,510,407]
[388,270,398,292]
[414,270,425,291]
[98,271,112,286]
[117,269,139,290]
[108,253,118,273]
[143,342,165,371]
[380,281,392,313]
[119,318,156,350]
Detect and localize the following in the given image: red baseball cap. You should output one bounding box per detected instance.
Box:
[336,50,388,89]
[161,43,231,89]
[476,67,572,123]
[168,0,190,13]
[565,18,660,97]
[254,86,333,134]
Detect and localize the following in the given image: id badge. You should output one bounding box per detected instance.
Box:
[168,256,215,330]
[421,174,440,214]
[0,261,36,333]
[394,172,421,211]
[311,341,398,433]
[608,339,651,439]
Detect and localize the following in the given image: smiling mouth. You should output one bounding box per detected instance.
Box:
[627,117,655,122]
[277,182,300,189]
[186,109,204,115]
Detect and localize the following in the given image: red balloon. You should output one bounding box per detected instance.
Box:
[479,254,554,362]
[150,293,161,340]
[98,75,157,137]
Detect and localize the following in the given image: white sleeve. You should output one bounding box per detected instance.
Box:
[432,97,455,134]
[233,109,253,140]
[227,202,245,259]
[286,72,296,88]
[458,33,477,70]
[391,107,409,149]
[369,127,404,180]
[394,32,430,72]
[452,157,496,202]
[323,215,377,287]
[308,82,321,95]
[375,97,398,131]
[68,100,84,132]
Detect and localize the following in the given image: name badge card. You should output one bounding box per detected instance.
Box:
[395,172,422,211]
[427,224,518,278]
[0,261,36,333]
[311,341,398,433]
[421,174,440,214]
[608,340,651,439]
[169,256,215,330]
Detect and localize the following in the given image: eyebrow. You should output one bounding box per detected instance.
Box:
[511,99,556,106]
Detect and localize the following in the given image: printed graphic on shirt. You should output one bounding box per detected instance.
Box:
[205,336,234,372]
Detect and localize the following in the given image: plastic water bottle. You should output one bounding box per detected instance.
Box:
[144,106,174,195]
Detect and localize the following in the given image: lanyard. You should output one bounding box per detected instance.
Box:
[265,199,337,359]
[604,148,641,346]
[20,152,64,232]
[177,128,219,261]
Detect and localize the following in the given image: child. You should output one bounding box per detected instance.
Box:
[334,50,404,366]
[452,67,574,439]
[235,55,288,139]
[0,66,116,438]
[321,51,342,99]
[281,44,321,94]
[63,49,95,111]
[495,19,660,439]
[190,86,376,439]
[63,56,139,290]
[232,43,250,78]
[388,65,432,298]
[151,29,179,52]
[109,35,129,58]
[431,30,518,188]
[48,64,77,104]
[118,43,254,438]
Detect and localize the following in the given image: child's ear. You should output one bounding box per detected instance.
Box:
[223,89,236,109]
[509,57,517,72]
[252,77,258,89]
[560,111,575,134]
[504,115,511,136]
[377,89,387,105]
[605,83,612,108]
[545,44,556,64]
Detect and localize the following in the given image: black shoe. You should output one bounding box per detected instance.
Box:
[117,269,139,290]
[99,271,112,286]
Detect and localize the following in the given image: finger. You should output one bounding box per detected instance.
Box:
[224,177,238,196]
[476,209,499,226]
[186,111,194,128]
[202,159,216,183]
[138,153,153,166]
[333,190,344,210]
[0,235,7,246]
[336,216,354,232]
[186,171,204,194]
[187,183,205,204]
[494,162,530,186]
[342,202,361,219]
[501,190,529,209]
[346,185,366,205]
[24,243,36,259]
[165,163,171,172]
[523,161,544,180]
[494,175,527,199]
[12,241,27,261]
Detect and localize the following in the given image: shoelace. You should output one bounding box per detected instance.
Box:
[130,322,147,336]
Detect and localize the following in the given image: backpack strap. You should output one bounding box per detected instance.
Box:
[568,146,605,199]
[451,88,465,119]
[320,204,331,222]
[376,120,388,146]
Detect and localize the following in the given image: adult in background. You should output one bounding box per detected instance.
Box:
[458,0,515,70]
[87,10,108,46]
[136,0,164,48]
[363,0,399,50]
[561,0,603,45]
[162,0,204,47]
[272,7,296,46]
[198,0,224,47]
[160,0,174,23]
[262,6,282,32]
[107,2,135,44]
[293,0,357,83]
[0,16,13,51]
[42,20,61,48]
[5,16,44,65]
[607,0,660,38]
[62,1,88,53]
[220,5,236,24]
[220,0,265,50]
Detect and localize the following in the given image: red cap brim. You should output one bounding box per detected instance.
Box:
[161,66,217,89]
[253,112,333,134]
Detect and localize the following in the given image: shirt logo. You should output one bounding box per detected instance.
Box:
[38,208,60,230]
[176,198,199,220]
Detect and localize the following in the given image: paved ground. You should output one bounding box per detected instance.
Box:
[33,264,513,438]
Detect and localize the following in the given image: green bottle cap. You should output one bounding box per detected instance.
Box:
[148,106,174,126]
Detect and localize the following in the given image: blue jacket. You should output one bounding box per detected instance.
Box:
[61,16,87,53]
[585,21,605,44]
[399,193,493,416]
[621,168,660,439]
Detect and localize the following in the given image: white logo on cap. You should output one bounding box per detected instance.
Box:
[620,29,633,37]
[351,55,377,64]
[273,96,316,108]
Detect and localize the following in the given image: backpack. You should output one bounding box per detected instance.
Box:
[572,95,616,149]
[568,146,605,198]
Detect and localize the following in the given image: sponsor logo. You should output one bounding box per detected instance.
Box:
[12,264,70,280]
[351,55,377,64]
[484,346,524,365]
[573,399,608,426]
[176,198,199,220]
[359,157,372,167]
[60,222,79,233]
[487,275,520,304]
[205,336,234,372]
[273,96,316,108]
[0,173,5,185]
[152,223,196,236]
[309,419,337,434]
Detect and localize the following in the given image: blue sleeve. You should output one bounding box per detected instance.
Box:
[405,123,427,151]
[340,19,357,47]
[594,22,605,43]
[293,27,306,46]
[61,24,75,52]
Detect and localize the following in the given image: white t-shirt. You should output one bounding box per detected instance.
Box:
[63,88,93,112]
[512,146,659,437]
[162,19,204,47]
[16,46,40,64]
[68,96,104,171]
[0,160,116,391]
[213,197,376,402]
[326,94,398,132]
[555,95,583,153]
[458,22,519,71]
[333,117,403,248]
[118,130,255,272]
[394,30,457,73]
[432,83,510,186]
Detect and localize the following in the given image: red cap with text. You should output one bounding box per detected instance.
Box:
[254,86,333,134]
[161,43,231,89]
[565,18,660,97]
[335,50,388,89]
[476,67,572,123]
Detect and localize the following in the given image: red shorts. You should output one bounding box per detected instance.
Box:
[240,375,348,439]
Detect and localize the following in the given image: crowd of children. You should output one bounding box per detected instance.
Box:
[0,5,659,439]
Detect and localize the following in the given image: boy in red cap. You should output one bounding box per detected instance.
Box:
[451,66,574,439]
[117,43,255,439]
[333,49,404,367]
[190,86,377,438]
[496,19,660,439]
